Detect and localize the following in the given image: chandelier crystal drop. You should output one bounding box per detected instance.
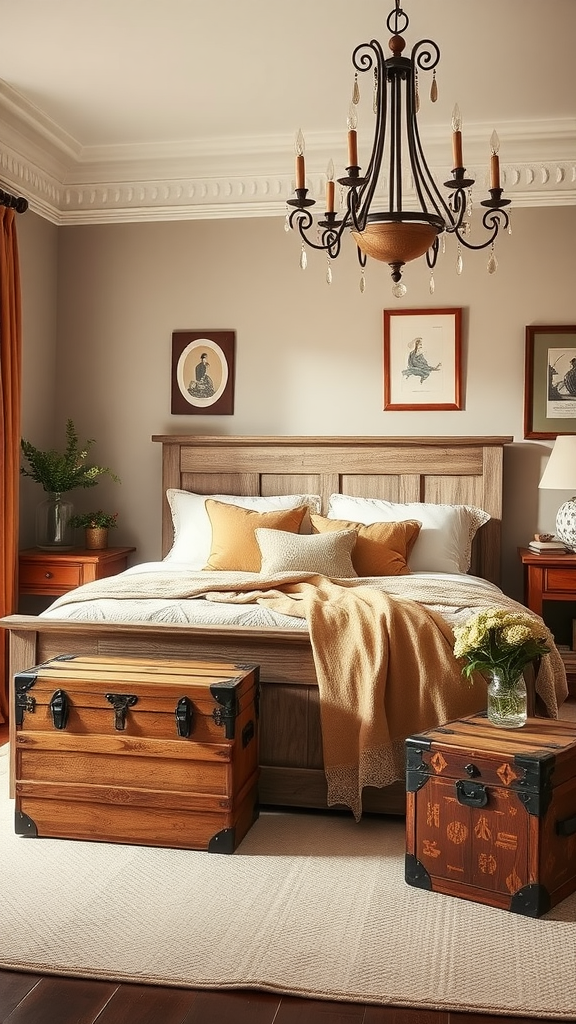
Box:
[286,0,511,297]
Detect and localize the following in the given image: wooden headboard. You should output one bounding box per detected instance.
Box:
[151,435,513,585]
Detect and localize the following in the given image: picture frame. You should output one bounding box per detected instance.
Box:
[171,329,235,416]
[383,307,463,411]
[524,325,576,439]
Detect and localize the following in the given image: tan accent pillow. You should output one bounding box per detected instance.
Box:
[310,514,421,576]
[327,495,489,574]
[204,499,307,571]
[164,489,321,567]
[255,527,358,578]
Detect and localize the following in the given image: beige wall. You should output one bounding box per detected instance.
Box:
[16,205,576,599]
[17,211,59,542]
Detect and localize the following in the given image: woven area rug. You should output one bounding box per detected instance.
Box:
[1,743,576,1019]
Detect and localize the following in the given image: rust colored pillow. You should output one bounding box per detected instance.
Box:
[310,514,421,576]
[204,499,307,571]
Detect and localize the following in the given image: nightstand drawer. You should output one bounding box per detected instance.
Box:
[544,568,576,594]
[19,561,83,591]
[18,547,136,599]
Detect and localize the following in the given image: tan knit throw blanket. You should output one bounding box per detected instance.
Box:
[208,577,488,819]
[48,570,567,820]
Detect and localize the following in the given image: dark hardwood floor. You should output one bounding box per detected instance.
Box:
[0,723,565,1023]
[0,972,552,1024]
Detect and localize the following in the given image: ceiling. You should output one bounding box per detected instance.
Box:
[0,0,574,223]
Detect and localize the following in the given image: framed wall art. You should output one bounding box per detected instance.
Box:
[171,329,235,415]
[524,325,576,439]
[383,307,463,411]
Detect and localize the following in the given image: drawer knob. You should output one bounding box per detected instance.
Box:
[44,571,53,579]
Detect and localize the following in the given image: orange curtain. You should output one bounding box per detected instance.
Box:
[0,207,22,722]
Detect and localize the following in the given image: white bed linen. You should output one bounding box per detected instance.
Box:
[39,560,504,631]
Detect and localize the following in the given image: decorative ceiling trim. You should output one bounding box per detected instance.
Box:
[1,82,574,225]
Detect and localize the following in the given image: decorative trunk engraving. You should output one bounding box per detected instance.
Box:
[496,761,519,786]
[446,821,468,844]
[474,815,492,841]
[430,751,448,774]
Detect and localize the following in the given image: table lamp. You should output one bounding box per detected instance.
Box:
[538,435,576,549]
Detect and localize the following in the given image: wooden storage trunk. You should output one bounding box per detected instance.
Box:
[14,654,259,853]
[405,713,576,916]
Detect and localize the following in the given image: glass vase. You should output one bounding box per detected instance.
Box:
[35,492,74,551]
[486,669,527,729]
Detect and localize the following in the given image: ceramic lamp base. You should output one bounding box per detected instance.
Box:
[556,497,576,550]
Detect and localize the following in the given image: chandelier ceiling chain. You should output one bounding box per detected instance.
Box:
[287,0,510,296]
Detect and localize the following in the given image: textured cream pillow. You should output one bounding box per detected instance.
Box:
[255,527,358,578]
[327,495,490,574]
[164,489,321,567]
[310,514,420,576]
[204,499,307,571]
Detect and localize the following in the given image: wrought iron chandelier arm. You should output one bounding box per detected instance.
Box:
[412,37,440,74]
[350,40,386,188]
[450,207,510,251]
[288,207,345,258]
[426,237,440,269]
[408,39,455,225]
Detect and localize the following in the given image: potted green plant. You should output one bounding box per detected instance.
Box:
[69,510,119,550]
[20,419,120,551]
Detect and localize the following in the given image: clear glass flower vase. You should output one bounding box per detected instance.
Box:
[35,492,74,551]
[486,670,527,729]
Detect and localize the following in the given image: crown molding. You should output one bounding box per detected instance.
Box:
[1,82,574,224]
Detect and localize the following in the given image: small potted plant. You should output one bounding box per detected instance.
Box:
[69,510,119,550]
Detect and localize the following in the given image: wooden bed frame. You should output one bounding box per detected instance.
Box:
[4,435,512,811]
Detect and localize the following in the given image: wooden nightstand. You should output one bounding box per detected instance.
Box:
[19,546,136,598]
[519,547,576,695]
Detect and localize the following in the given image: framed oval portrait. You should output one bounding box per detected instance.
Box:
[171,330,235,415]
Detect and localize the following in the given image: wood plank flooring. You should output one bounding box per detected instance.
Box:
[0,972,551,1024]
[0,722,566,1023]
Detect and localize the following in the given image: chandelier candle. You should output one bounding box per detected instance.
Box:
[326,160,335,213]
[490,131,501,190]
[347,106,359,167]
[295,130,305,190]
[451,105,463,168]
[286,0,511,295]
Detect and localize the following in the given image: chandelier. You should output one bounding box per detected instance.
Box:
[286,0,510,297]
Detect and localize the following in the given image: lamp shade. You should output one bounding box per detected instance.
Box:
[538,435,576,490]
[539,435,576,549]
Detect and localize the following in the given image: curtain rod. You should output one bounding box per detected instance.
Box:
[0,186,28,213]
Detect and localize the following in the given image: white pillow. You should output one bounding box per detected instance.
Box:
[255,527,358,578]
[165,490,322,568]
[327,495,490,574]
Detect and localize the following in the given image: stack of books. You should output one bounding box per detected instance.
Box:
[528,538,569,554]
